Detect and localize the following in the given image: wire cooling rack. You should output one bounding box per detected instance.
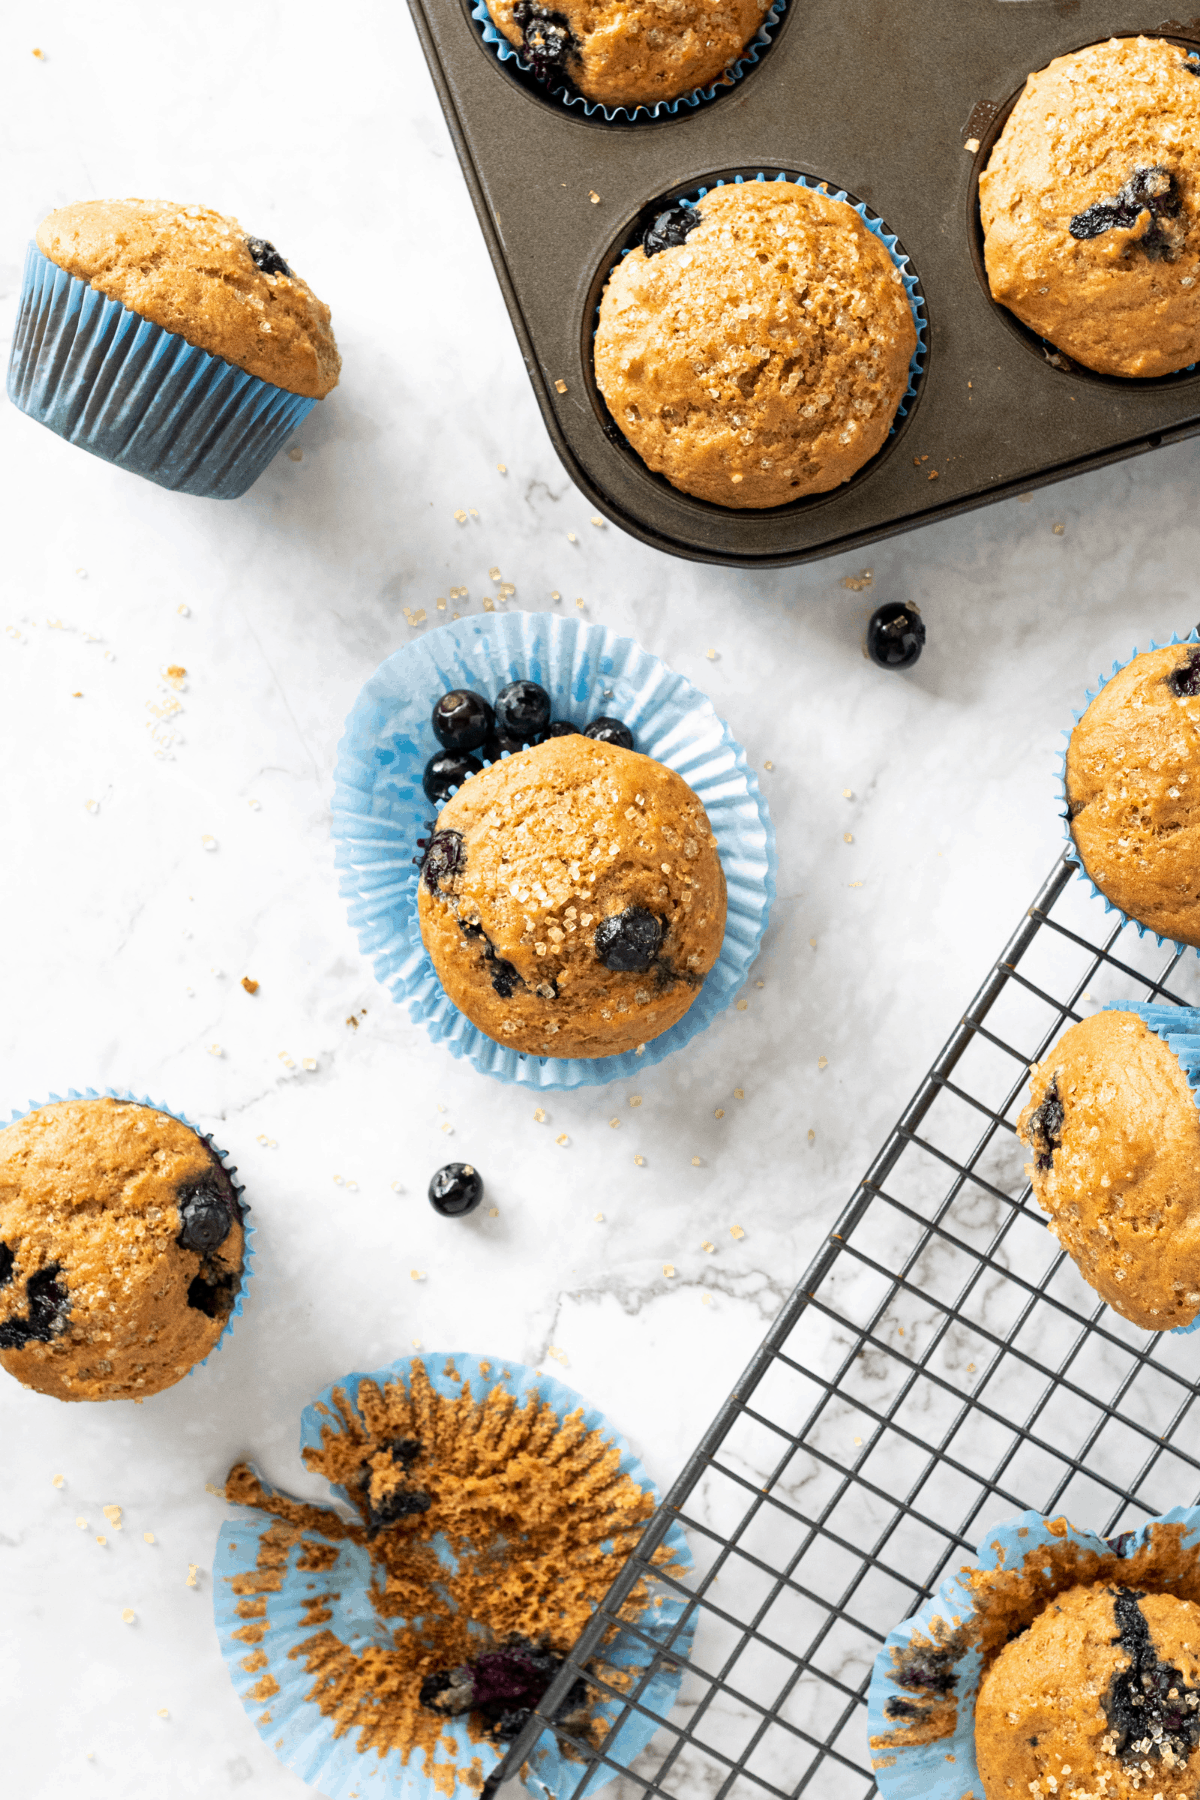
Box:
[484,849,1200,1799]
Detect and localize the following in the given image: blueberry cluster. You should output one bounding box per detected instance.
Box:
[423,680,634,805]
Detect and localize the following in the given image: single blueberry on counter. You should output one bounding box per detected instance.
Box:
[432,689,495,752]
[595,907,662,972]
[643,202,703,259]
[245,236,291,277]
[428,1162,484,1218]
[494,679,551,744]
[866,602,925,670]
[584,716,634,750]
[424,751,482,806]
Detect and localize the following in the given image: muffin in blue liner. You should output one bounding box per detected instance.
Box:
[0,1085,252,1387]
[468,0,786,122]
[213,1351,694,1800]
[7,241,318,499]
[868,1505,1200,1800]
[331,611,776,1090]
[1058,628,1200,954]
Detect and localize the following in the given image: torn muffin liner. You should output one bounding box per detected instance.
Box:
[469,0,787,123]
[867,1504,1200,1800]
[1058,627,1200,952]
[1,1085,253,1377]
[213,1350,695,1799]
[5,242,316,499]
[331,611,777,1089]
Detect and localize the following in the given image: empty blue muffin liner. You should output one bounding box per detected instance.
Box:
[331,611,776,1090]
[6,242,316,498]
[470,0,786,122]
[868,1505,1200,1800]
[214,1350,694,1799]
[0,1085,253,1379]
[1058,628,1200,954]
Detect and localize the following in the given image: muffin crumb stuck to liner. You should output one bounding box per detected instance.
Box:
[592,174,926,510]
[215,1353,694,1799]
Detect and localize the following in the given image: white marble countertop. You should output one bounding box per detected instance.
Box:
[5,4,1200,1795]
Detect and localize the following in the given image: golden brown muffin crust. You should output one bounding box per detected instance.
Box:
[0,1097,245,1401]
[418,737,726,1058]
[36,198,340,399]
[1067,643,1200,946]
[976,1582,1200,1799]
[979,37,1200,378]
[483,0,771,108]
[594,182,917,508]
[1017,1010,1200,1330]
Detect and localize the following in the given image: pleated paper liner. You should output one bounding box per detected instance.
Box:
[331,611,776,1089]
[214,1351,695,1799]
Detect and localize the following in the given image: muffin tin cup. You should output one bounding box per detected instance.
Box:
[588,170,927,505]
[1057,628,1200,957]
[331,610,776,1091]
[213,1349,695,1800]
[0,1086,253,1381]
[867,1504,1200,1800]
[467,0,788,123]
[5,243,316,500]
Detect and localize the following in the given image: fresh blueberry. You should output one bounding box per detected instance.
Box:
[424,751,482,806]
[594,907,662,972]
[643,202,703,259]
[432,690,495,752]
[866,602,925,670]
[176,1177,233,1254]
[494,680,551,744]
[511,1,576,83]
[1167,648,1200,698]
[428,1163,484,1217]
[0,1263,70,1349]
[546,721,580,738]
[421,829,465,894]
[583,716,634,750]
[481,729,535,763]
[245,236,291,277]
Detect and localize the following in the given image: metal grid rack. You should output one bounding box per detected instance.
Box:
[484,850,1200,1798]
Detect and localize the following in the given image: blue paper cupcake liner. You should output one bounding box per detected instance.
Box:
[868,1505,1200,1800]
[6,242,316,499]
[214,1350,694,1800]
[331,611,777,1090]
[1,1085,253,1378]
[1058,627,1200,954]
[469,0,786,122]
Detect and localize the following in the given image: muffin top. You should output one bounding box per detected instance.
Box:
[1017,1010,1200,1330]
[594,182,917,508]
[417,736,726,1058]
[975,1581,1200,1800]
[0,1096,245,1401]
[979,37,1200,378]
[36,198,340,399]
[484,0,772,108]
[1067,642,1200,946]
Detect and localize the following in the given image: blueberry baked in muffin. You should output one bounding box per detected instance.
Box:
[979,37,1200,377]
[0,1096,246,1400]
[417,735,727,1057]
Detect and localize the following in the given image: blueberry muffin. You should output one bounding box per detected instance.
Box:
[1017,1009,1200,1330]
[35,198,340,399]
[594,182,917,508]
[1066,643,1200,946]
[979,37,1200,378]
[484,0,772,109]
[0,1097,246,1401]
[975,1582,1200,1798]
[417,736,726,1057]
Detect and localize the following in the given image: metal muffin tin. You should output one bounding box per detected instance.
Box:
[409,0,1200,566]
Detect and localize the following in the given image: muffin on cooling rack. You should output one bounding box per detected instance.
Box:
[417,735,726,1058]
[979,36,1200,377]
[1066,641,1200,946]
[0,1096,246,1400]
[1017,1006,1200,1331]
[483,0,773,109]
[594,181,917,507]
